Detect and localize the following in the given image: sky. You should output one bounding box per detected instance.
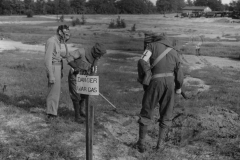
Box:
[149,0,232,5]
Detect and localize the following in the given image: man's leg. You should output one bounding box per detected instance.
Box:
[46,65,61,116]
[137,80,163,152]
[157,80,175,149]
[79,95,87,117]
[136,123,148,153]
[68,71,84,123]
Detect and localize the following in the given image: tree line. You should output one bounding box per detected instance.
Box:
[0,0,238,15]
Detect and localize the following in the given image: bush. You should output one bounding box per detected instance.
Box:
[26,10,34,18]
[72,18,81,26]
[81,14,86,25]
[131,24,136,32]
[108,16,126,29]
[60,15,64,22]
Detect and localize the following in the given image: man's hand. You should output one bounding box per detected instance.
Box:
[176,88,181,94]
[73,68,80,75]
[49,77,56,84]
[92,66,97,74]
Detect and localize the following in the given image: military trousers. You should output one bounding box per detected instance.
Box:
[46,64,62,116]
[139,77,175,128]
[68,69,88,103]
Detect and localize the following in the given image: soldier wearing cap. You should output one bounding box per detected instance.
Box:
[44,25,70,119]
[136,33,184,152]
[67,43,106,123]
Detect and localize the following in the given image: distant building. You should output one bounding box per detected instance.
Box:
[182,6,212,17]
[182,6,212,14]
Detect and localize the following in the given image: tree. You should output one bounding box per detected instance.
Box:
[35,0,46,15]
[24,0,34,10]
[87,0,118,14]
[186,0,194,6]
[116,0,153,14]
[194,0,223,11]
[54,0,71,15]
[70,0,86,14]
[156,0,171,15]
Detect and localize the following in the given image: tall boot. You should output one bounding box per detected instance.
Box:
[73,101,84,123]
[156,127,168,150]
[136,124,147,153]
[79,100,86,117]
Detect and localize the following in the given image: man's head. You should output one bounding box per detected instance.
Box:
[144,32,172,49]
[57,25,70,43]
[91,43,106,59]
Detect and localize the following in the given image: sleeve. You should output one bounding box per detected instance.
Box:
[44,40,54,80]
[67,49,82,63]
[91,59,98,75]
[68,61,79,70]
[174,53,184,90]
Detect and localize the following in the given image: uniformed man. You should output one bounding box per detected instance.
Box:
[136,33,184,152]
[44,25,70,119]
[67,43,106,123]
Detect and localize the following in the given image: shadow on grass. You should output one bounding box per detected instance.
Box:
[228,57,240,61]
[0,92,75,120]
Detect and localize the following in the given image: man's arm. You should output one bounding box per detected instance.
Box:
[141,49,152,62]
[44,40,55,83]
[174,53,184,93]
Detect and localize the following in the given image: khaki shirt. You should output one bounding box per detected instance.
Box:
[44,35,62,80]
[147,41,184,89]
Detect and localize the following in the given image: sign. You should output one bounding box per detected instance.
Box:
[76,75,99,95]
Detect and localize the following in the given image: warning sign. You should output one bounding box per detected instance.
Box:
[76,75,99,95]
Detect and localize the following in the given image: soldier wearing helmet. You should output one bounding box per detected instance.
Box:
[136,32,184,152]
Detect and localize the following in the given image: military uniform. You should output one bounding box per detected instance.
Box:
[44,35,64,116]
[136,34,184,152]
[67,43,106,123]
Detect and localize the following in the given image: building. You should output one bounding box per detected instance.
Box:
[182,6,212,14]
[181,6,212,17]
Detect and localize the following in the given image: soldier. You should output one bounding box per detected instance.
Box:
[196,42,201,56]
[44,25,70,120]
[67,43,106,123]
[136,33,184,152]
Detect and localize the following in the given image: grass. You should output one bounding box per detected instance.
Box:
[0,48,240,159]
[0,15,240,160]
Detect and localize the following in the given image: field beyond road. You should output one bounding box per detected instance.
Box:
[0,14,240,160]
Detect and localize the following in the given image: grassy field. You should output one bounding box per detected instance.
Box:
[0,14,240,160]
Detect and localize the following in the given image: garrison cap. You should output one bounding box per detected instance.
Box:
[91,43,107,58]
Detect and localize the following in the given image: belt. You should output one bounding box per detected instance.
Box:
[152,73,174,79]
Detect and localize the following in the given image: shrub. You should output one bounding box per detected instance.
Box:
[60,14,64,22]
[26,10,34,18]
[109,20,115,28]
[108,16,126,29]
[81,14,86,25]
[72,18,81,26]
[131,24,136,32]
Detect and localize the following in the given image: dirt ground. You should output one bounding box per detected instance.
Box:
[0,15,240,160]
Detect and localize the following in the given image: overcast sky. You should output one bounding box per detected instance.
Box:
[149,0,231,5]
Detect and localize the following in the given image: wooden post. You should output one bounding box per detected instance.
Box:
[86,96,94,160]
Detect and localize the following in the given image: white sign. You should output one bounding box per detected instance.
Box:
[76,75,99,95]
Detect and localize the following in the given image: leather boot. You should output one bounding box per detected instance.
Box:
[79,100,86,117]
[73,101,84,123]
[136,124,147,153]
[155,127,168,150]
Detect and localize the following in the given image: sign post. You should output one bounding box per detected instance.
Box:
[76,75,99,160]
